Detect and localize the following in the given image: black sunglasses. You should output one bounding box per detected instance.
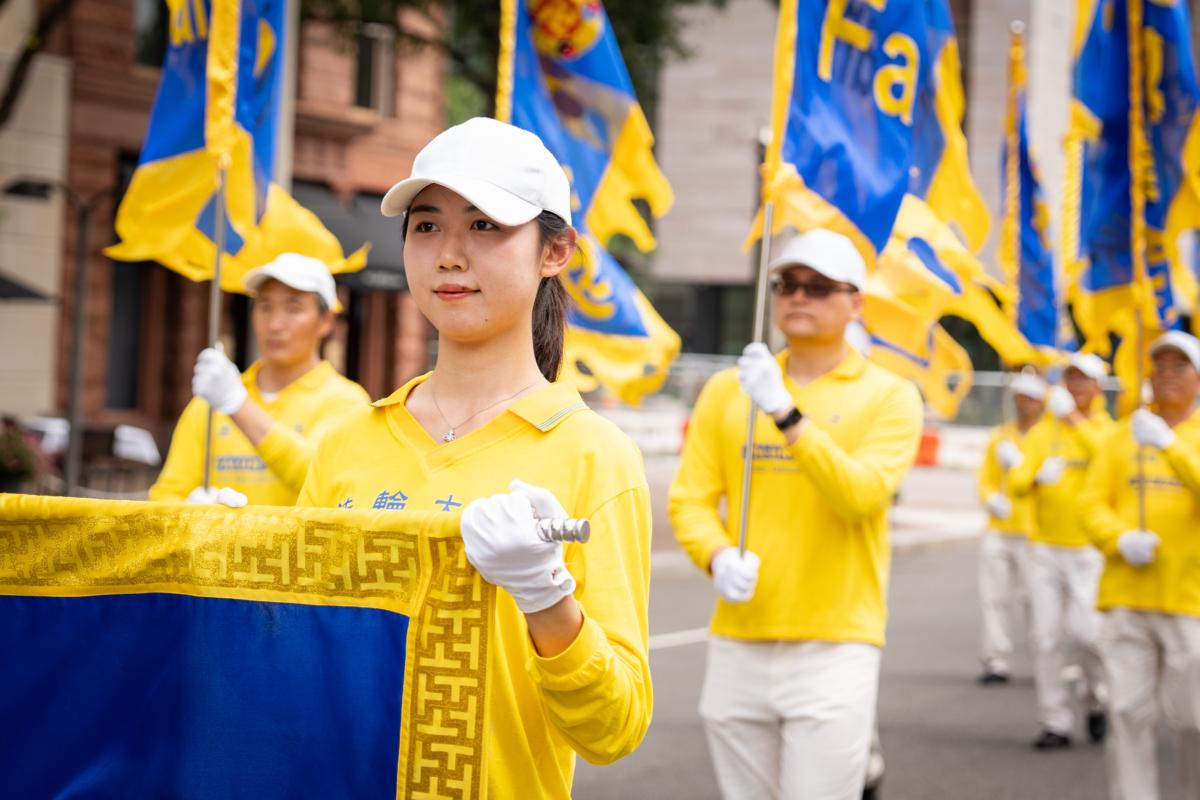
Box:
[769,277,858,300]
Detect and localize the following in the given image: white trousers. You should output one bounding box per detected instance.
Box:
[699,636,881,800]
[1028,543,1107,734]
[978,531,1030,674]
[1101,609,1200,800]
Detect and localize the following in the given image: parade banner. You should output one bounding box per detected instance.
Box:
[759,0,1020,415]
[1063,0,1200,354]
[106,0,366,291]
[877,1,1040,375]
[496,0,679,404]
[0,495,490,800]
[999,24,1065,357]
[758,0,931,258]
[904,0,990,253]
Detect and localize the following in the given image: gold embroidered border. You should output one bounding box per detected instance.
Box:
[0,502,422,611]
[403,536,492,799]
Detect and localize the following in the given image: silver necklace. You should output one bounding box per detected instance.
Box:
[430,378,544,443]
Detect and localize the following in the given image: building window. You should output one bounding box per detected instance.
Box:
[106,155,146,410]
[134,0,168,68]
[355,23,396,115]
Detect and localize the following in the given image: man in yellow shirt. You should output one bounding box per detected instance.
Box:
[976,372,1046,684]
[1081,331,1200,800]
[1009,352,1114,749]
[669,229,923,799]
[149,254,369,506]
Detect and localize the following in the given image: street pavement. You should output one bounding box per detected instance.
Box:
[573,462,1185,800]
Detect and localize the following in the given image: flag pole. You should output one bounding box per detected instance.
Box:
[1128,0,1149,531]
[738,201,775,557]
[999,22,1023,488]
[202,165,228,493]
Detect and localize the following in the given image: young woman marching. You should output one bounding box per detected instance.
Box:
[296,117,653,798]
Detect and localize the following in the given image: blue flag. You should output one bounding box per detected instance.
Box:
[761,0,933,258]
[497,0,679,404]
[0,496,490,800]
[1000,24,1063,354]
[106,0,365,290]
[1064,0,1200,351]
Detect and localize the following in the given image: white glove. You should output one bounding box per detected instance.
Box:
[1047,386,1076,419]
[996,440,1024,470]
[193,345,248,415]
[985,493,1013,521]
[711,547,760,604]
[185,486,248,507]
[460,479,576,614]
[1132,408,1175,450]
[736,343,793,415]
[1117,529,1160,567]
[1035,456,1067,487]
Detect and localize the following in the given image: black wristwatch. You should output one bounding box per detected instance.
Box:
[773,406,804,432]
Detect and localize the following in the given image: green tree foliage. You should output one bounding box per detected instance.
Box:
[302,0,727,121]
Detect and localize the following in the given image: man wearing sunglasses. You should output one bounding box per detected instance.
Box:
[670,228,924,799]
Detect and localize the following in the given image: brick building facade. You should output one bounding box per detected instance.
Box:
[19,0,445,445]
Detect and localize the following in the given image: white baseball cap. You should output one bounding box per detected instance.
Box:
[1065,353,1108,381]
[243,253,338,311]
[768,228,867,291]
[1151,330,1200,370]
[1010,373,1047,400]
[380,117,572,225]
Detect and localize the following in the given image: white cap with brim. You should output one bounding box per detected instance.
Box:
[1151,330,1200,370]
[768,228,867,291]
[380,117,572,226]
[1010,373,1047,400]
[243,253,339,312]
[1066,353,1108,381]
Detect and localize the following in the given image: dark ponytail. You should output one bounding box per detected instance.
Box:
[533,211,571,381]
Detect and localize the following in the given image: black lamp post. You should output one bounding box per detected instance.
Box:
[3,178,120,495]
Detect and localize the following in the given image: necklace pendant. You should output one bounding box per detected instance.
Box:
[442,430,456,443]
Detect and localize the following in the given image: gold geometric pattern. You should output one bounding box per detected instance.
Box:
[404,537,492,799]
[0,494,491,800]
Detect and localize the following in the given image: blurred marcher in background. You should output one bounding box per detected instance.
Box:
[1009,353,1114,749]
[1081,331,1200,800]
[976,372,1047,684]
[149,254,368,506]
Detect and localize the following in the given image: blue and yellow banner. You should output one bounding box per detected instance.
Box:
[496,0,679,404]
[761,1,1020,416]
[1064,0,1200,353]
[759,0,932,258]
[106,0,365,291]
[1000,23,1065,356]
[880,1,1038,377]
[906,0,990,253]
[0,495,489,800]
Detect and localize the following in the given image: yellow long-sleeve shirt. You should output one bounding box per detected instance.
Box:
[149,360,368,505]
[668,349,923,647]
[978,422,1035,535]
[1009,410,1114,547]
[1080,414,1200,617]
[296,375,653,799]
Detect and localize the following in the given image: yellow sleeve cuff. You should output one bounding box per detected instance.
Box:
[527,613,611,690]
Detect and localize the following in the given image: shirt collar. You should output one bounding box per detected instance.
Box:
[373,373,587,433]
[776,346,867,383]
[243,360,335,401]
